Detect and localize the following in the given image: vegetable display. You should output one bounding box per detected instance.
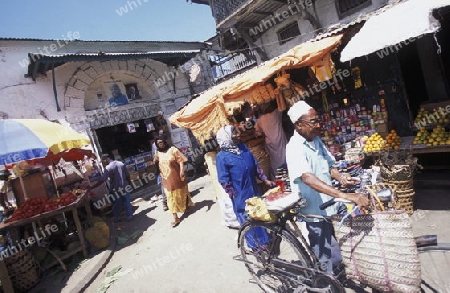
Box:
[5,192,80,223]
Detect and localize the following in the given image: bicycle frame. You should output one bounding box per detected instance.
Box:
[238,197,450,293]
[237,200,347,293]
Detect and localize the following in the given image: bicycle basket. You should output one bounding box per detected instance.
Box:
[331,209,421,292]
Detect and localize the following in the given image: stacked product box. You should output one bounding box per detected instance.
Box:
[275,166,291,193]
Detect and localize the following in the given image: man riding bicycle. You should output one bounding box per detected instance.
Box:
[286,101,369,275]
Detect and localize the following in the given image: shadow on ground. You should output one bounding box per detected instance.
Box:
[190,186,204,198]
[414,170,450,210]
[180,199,215,223]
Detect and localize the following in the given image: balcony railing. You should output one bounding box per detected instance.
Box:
[211,51,257,81]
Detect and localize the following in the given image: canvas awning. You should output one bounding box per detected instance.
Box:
[170,34,343,142]
[340,0,450,62]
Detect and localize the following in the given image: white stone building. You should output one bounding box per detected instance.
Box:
[0,38,215,157]
[192,0,389,80]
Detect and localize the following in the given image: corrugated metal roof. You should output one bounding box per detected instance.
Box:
[233,1,286,28]
[216,0,285,29]
[28,50,201,60]
[0,37,208,44]
[27,50,203,80]
[190,0,209,5]
[311,0,406,42]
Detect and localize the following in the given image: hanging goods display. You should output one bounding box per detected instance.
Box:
[351,66,363,89]
[310,52,335,82]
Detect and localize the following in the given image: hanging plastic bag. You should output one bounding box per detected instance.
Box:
[217,189,240,228]
[245,197,277,222]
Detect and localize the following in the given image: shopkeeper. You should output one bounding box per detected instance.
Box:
[254,100,287,180]
[286,100,369,275]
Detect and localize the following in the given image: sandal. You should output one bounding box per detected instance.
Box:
[171,218,181,228]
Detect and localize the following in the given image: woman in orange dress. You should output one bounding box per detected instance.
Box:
[153,137,194,227]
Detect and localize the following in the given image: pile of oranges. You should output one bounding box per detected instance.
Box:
[362,132,386,153]
[385,130,402,150]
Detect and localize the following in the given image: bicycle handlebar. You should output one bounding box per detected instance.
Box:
[319,197,352,210]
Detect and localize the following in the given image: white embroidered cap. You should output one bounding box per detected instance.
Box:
[287,101,312,124]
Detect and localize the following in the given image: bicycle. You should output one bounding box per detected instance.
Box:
[235,197,450,293]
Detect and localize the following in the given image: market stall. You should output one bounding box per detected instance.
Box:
[170,35,344,199]
[170,21,449,215]
[0,188,92,292]
[402,100,450,154]
[170,34,343,143]
[0,119,94,292]
[93,114,168,184]
[336,0,450,161]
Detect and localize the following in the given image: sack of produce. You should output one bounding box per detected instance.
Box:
[85,220,110,249]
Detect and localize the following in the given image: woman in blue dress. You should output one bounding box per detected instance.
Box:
[215,125,274,248]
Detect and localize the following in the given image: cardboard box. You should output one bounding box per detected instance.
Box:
[344,147,364,163]
[134,157,145,164]
[11,173,49,207]
[123,157,133,165]
[130,171,140,181]
[135,162,147,171]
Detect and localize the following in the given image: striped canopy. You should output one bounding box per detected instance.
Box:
[0,119,91,165]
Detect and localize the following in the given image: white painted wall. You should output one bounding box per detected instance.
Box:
[0,40,213,124]
[0,41,59,120]
[249,0,389,59]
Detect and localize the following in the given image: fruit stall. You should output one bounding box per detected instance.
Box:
[0,120,99,292]
[406,101,450,154]
[0,185,92,292]
[354,101,450,157]
[0,162,97,292]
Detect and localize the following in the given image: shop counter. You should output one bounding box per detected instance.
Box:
[0,192,92,292]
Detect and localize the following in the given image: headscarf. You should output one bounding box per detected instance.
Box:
[155,136,170,152]
[287,100,313,124]
[216,125,240,155]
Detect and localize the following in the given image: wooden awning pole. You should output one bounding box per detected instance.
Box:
[19,175,27,200]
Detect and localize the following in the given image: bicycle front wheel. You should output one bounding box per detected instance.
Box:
[419,243,450,293]
[238,221,313,293]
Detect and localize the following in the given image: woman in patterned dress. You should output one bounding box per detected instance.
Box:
[153,137,194,227]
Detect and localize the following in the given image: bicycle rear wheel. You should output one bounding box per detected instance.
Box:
[419,244,450,293]
[238,221,313,293]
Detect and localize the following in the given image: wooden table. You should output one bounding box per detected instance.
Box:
[0,192,92,293]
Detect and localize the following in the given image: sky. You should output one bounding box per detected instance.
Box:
[0,0,217,42]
